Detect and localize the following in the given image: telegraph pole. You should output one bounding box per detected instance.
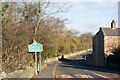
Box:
[0,0,2,71]
[118,1,120,27]
[33,1,41,74]
[39,1,42,73]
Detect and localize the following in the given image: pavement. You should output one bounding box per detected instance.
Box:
[36,62,57,78]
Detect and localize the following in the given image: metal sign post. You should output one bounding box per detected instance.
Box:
[28,41,43,74]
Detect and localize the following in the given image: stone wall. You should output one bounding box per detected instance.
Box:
[105,37,120,56]
[0,64,47,79]
[86,54,93,66]
[46,50,87,63]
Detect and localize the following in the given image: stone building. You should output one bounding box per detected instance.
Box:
[91,20,120,67]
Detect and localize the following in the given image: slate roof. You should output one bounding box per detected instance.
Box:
[101,27,120,36]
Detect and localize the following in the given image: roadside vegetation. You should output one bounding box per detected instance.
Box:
[2,2,93,73]
[107,46,120,65]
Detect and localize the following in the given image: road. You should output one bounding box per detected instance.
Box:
[56,54,120,79]
[37,52,120,79]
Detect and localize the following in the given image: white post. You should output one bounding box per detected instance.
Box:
[35,52,38,74]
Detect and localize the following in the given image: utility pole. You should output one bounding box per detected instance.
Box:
[34,1,42,74]
[39,1,42,73]
[33,1,41,74]
[118,1,120,27]
[0,0,2,71]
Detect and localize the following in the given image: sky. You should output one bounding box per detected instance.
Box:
[1,0,120,35]
[60,1,119,35]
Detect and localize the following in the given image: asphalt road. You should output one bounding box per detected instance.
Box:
[55,53,120,79]
[37,52,120,80]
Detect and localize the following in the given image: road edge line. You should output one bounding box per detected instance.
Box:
[92,72,109,79]
[53,61,60,78]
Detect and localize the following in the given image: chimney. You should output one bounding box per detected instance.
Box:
[111,20,116,29]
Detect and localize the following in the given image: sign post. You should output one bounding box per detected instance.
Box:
[39,52,41,73]
[28,41,43,74]
[35,52,38,74]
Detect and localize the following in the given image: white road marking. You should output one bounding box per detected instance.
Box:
[60,74,94,78]
[74,74,85,78]
[87,75,94,78]
[93,72,108,78]
[53,63,58,78]
[61,74,73,78]
[74,74,94,78]
[84,74,89,78]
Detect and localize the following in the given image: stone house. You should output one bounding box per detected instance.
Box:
[90,20,120,67]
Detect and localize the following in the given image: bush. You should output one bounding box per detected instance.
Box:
[107,54,120,64]
[112,46,120,55]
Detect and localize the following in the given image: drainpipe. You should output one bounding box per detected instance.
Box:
[104,54,107,67]
[95,36,98,66]
[104,36,107,67]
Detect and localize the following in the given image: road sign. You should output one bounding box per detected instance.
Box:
[28,41,43,74]
[28,41,43,52]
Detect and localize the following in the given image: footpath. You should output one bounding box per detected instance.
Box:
[36,62,57,78]
[31,61,58,79]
